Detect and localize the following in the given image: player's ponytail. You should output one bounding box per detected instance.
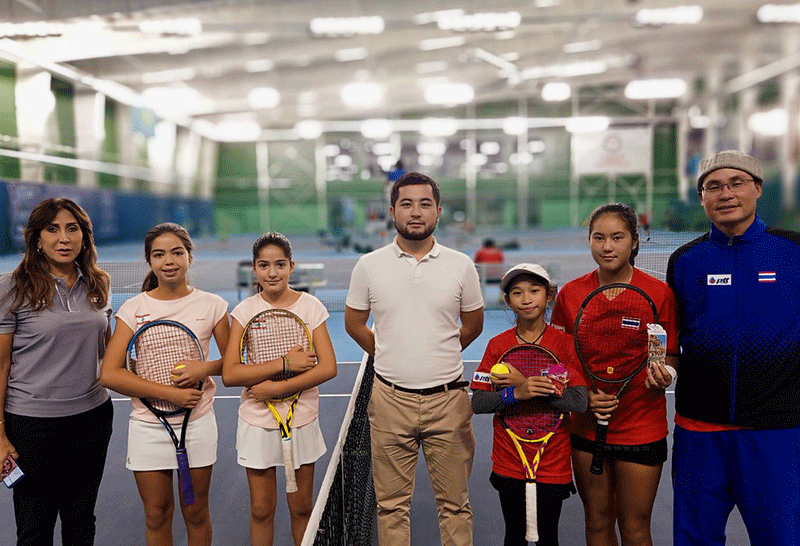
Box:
[141,223,193,291]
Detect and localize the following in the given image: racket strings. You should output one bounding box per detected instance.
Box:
[575,287,655,381]
[242,310,312,401]
[499,346,563,439]
[130,324,202,413]
[243,312,310,380]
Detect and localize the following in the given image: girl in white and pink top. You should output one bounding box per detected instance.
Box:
[101,223,230,546]
[222,232,337,546]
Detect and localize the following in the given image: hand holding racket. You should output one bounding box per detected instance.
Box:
[497,344,565,543]
[170,359,209,389]
[280,344,318,375]
[127,320,205,505]
[574,283,658,476]
[587,389,618,421]
[240,308,313,494]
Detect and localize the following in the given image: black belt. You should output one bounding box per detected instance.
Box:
[375,372,468,395]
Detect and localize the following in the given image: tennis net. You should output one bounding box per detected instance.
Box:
[301,354,377,546]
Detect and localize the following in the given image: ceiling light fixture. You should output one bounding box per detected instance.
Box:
[361,118,393,140]
[563,39,602,54]
[520,60,606,80]
[757,3,800,23]
[341,81,385,109]
[541,82,571,101]
[436,11,521,32]
[624,78,687,99]
[247,87,281,109]
[748,108,788,136]
[309,16,384,37]
[634,5,703,25]
[245,59,274,73]
[503,117,528,135]
[419,36,467,51]
[334,47,369,62]
[424,82,474,106]
[295,120,323,139]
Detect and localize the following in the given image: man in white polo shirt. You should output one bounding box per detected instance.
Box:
[345,172,484,546]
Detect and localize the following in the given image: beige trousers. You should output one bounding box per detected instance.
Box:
[368,377,475,546]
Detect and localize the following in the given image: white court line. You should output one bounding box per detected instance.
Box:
[107,359,675,402]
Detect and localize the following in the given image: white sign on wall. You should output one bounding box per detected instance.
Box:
[571,128,653,175]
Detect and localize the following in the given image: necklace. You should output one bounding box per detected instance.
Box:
[516,325,546,345]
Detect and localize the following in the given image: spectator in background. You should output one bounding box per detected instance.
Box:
[474,238,505,284]
[638,211,652,242]
[474,238,505,265]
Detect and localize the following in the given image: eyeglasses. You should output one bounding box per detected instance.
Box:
[701,178,755,195]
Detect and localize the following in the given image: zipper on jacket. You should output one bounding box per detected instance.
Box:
[729,238,738,422]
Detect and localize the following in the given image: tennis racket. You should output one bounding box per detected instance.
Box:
[497,344,565,543]
[573,283,658,476]
[127,320,204,505]
[240,308,313,494]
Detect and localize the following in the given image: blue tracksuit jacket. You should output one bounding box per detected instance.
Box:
[666,216,800,428]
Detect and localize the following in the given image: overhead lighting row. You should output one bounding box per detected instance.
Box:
[435,11,521,32]
[309,16,384,37]
[634,5,703,26]
[209,102,800,143]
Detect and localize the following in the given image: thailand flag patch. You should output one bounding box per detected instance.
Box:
[758,271,776,283]
[621,317,640,329]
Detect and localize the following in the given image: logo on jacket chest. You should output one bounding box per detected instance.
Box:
[707,274,731,286]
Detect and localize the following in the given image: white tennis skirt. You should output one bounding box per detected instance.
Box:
[126,410,218,471]
[236,416,326,470]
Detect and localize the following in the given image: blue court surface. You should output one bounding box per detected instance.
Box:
[0,231,750,545]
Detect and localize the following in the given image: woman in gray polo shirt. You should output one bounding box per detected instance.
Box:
[0,198,113,546]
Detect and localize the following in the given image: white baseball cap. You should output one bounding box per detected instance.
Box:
[499,263,551,291]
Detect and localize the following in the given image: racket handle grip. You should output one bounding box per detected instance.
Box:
[590,420,609,476]
[525,482,539,543]
[176,448,196,505]
[282,437,298,494]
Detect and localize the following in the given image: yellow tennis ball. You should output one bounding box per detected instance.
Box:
[491,363,510,376]
[171,364,186,378]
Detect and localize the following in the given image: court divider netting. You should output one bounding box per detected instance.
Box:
[301,353,377,546]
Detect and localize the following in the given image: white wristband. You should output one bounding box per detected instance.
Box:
[664,365,677,383]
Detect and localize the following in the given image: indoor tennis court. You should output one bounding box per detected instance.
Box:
[1,1,799,545]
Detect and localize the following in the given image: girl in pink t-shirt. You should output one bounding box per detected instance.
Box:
[222,232,337,546]
[101,223,230,546]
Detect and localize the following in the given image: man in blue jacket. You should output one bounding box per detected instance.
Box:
[667,150,800,546]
